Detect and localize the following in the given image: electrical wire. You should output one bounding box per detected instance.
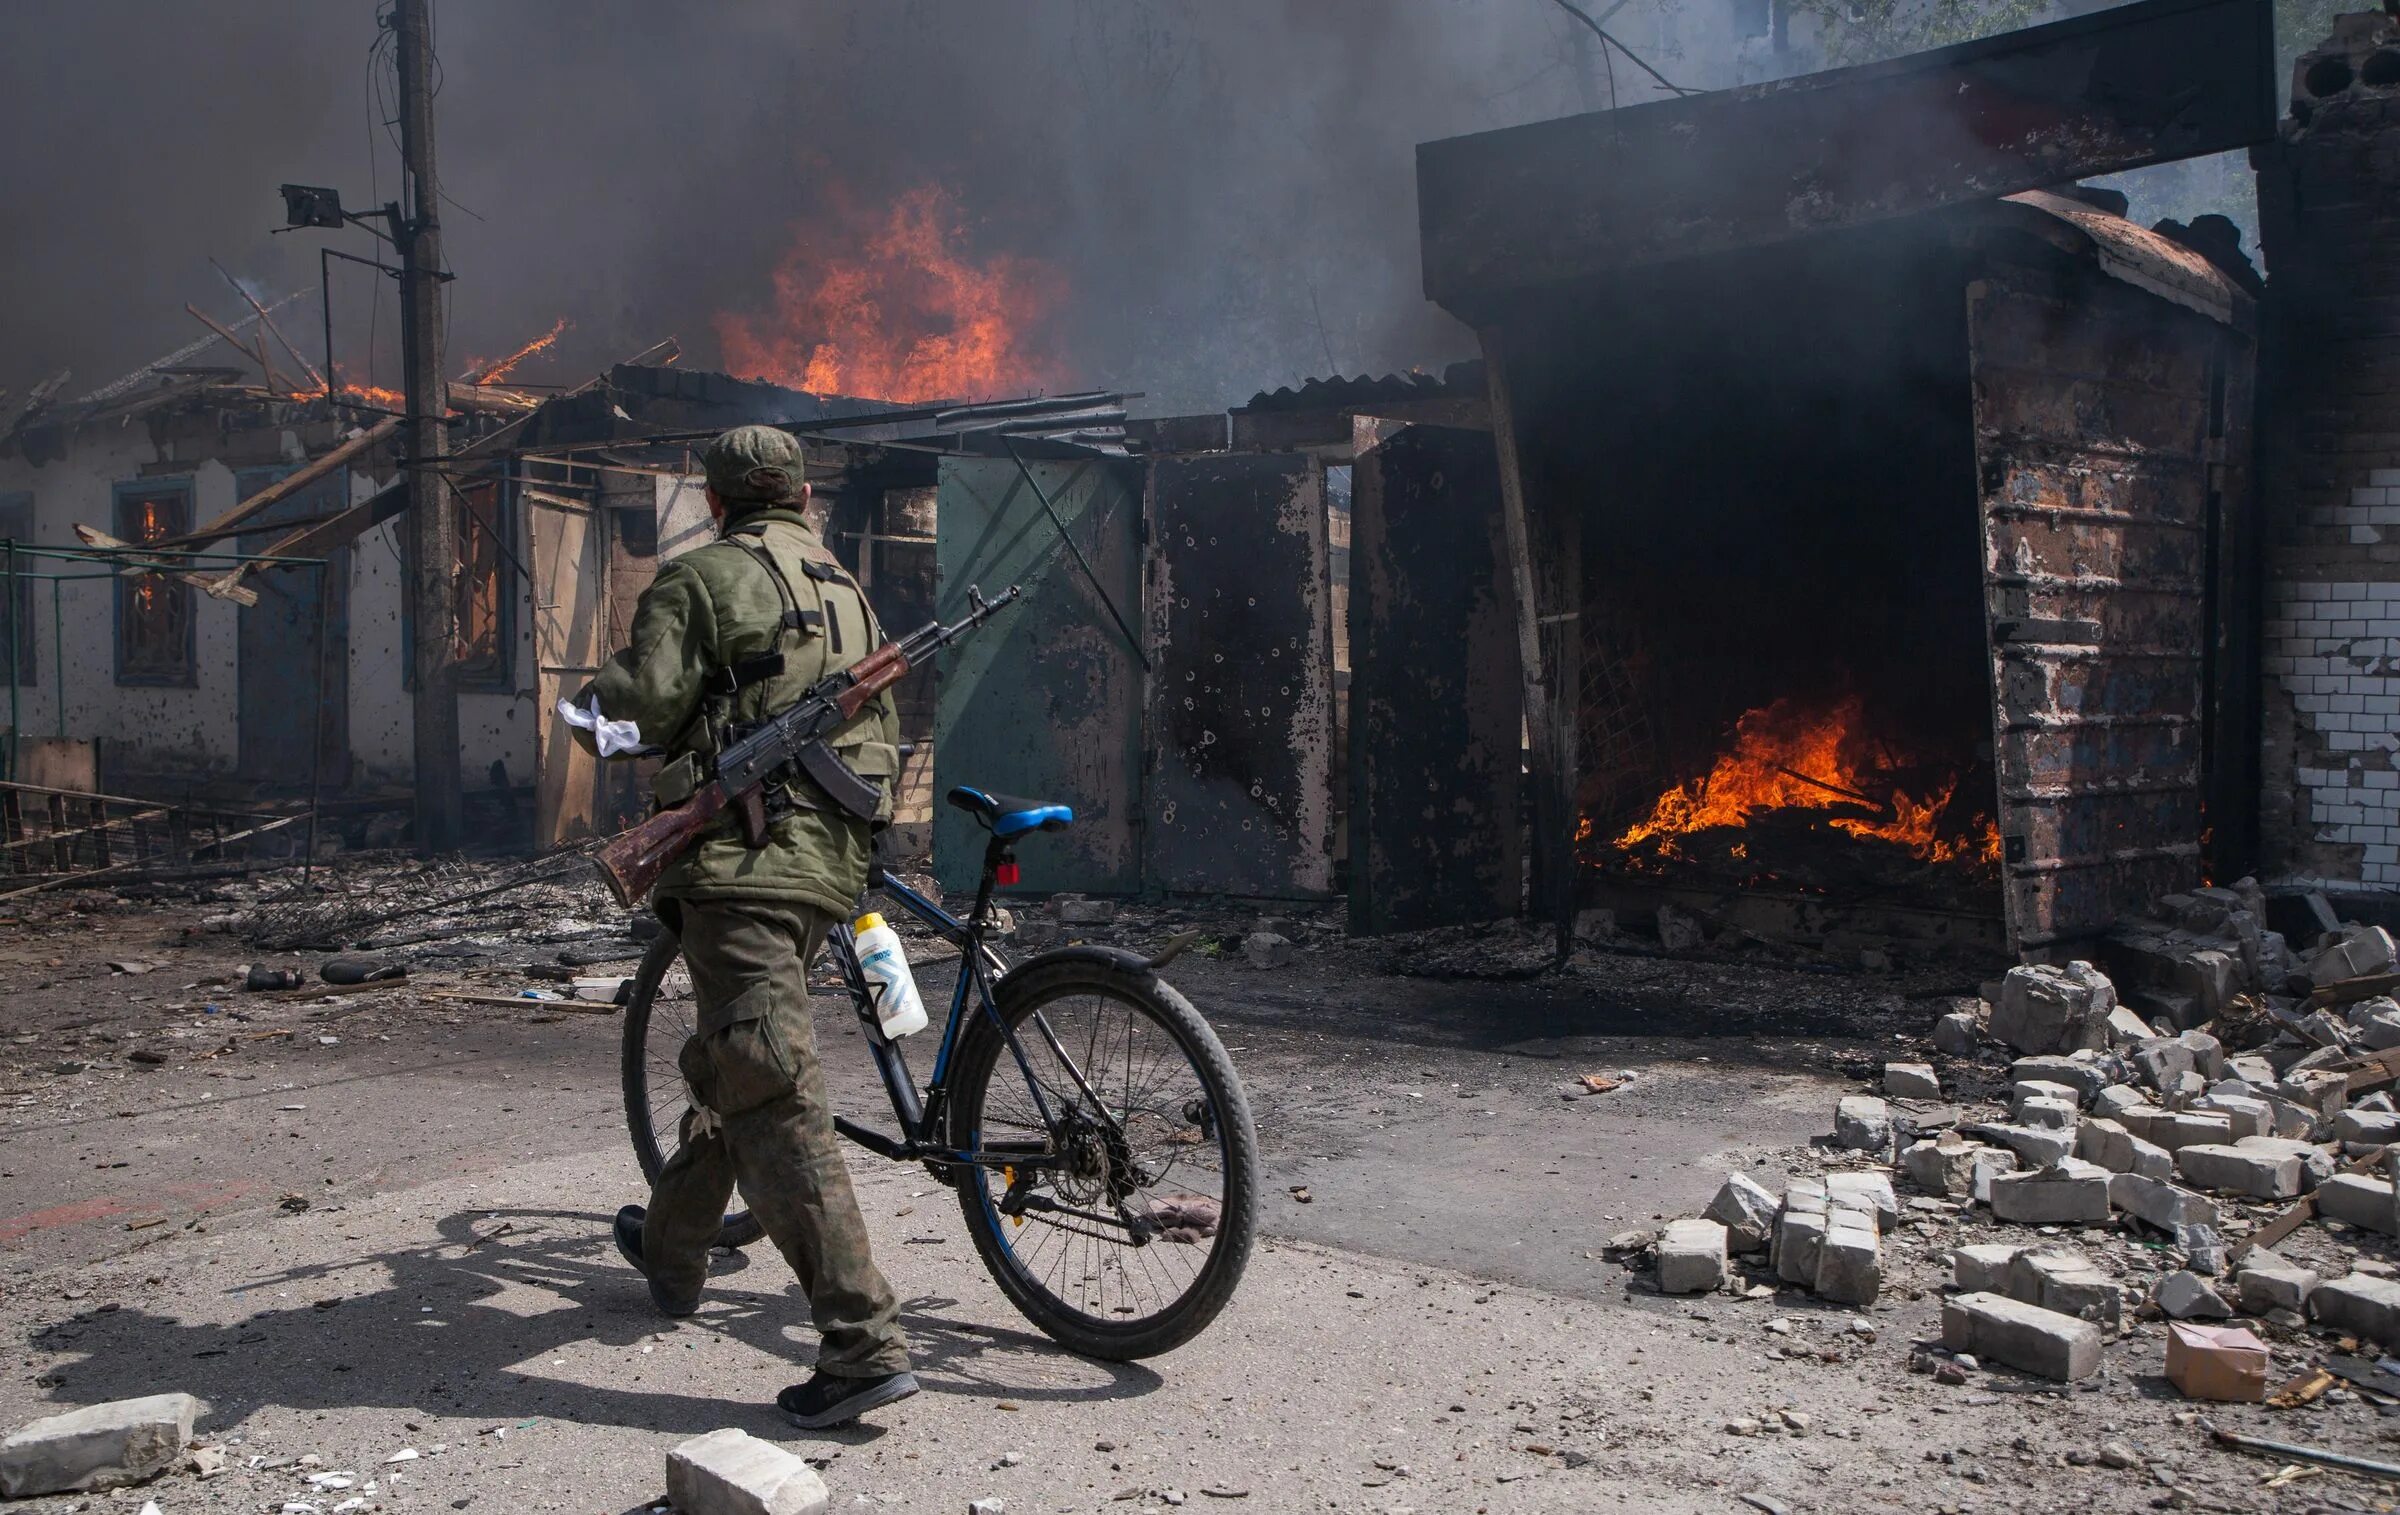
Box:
[1545,0,1698,96]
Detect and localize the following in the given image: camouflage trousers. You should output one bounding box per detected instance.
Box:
[646,897,910,1379]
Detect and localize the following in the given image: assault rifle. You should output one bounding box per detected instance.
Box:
[594,584,1021,906]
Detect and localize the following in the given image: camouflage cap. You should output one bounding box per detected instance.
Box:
[701,424,808,504]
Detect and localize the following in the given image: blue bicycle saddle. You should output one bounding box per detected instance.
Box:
[948,785,1075,838]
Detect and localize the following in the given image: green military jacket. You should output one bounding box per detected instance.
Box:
[574,507,899,916]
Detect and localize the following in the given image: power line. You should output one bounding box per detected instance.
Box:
[1545,0,1698,97]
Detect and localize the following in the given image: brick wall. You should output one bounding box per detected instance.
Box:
[2251,14,2400,903]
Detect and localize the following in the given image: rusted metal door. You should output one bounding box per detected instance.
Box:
[1144,453,1335,899]
[1348,423,1522,934]
[1969,272,2220,953]
[530,490,606,849]
[934,455,1146,897]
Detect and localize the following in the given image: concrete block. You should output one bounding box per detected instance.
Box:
[1931,1009,1980,1056]
[1989,962,2117,1055]
[0,1394,200,1498]
[2131,1037,2197,1093]
[1884,1061,1941,1098]
[1834,1096,1893,1152]
[2008,1248,2122,1332]
[2178,1030,2228,1080]
[1701,1173,1779,1253]
[1989,1159,2113,1224]
[2316,1174,2399,1235]
[1975,1124,2075,1168]
[1902,1136,1980,1198]
[2226,1053,2279,1087]
[1774,1208,1826,1286]
[1949,1242,2025,1294]
[2076,1117,2174,1179]
[2195,1093,2272,1141]
[2016,1096,2080,1132]
[667,1429,831,1515]
[1826,1170,1898,1232]
[1815,1210,1881,1306]
[2279,1069,2350,1121]
[2110,1174,2221,1234]
[2094,1085,2148,1120]
[2010,1055,2109,1103]
[2236,1263,2318,1316]
[2264,1094,2324,1141]
[2145,1111,2237,1152]
[2337,1109,2400,1146]
[2155,1269,2232,1319]
[2312,1273,2400,1347]
[1970,1148,2021,1204]
[2307,923,2398,987]
[2104,1006,2159,1047]
[1656,1218,1729,1295]
[2235,1136,2334,1189]
[2175,1143,2306,1199]
[1942,1291,2104,1381]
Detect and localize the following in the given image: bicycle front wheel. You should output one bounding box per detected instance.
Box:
[620,930,764,1250]
[947,952,1259,1361]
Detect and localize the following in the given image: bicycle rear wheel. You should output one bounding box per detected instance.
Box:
[947,951,1258,1361]
[620,931,764,1250]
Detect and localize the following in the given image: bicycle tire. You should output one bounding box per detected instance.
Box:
[946,950,1259,1361]
[620,930,765,1251]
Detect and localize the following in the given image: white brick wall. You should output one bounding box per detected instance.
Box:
[2269,473,2400,886]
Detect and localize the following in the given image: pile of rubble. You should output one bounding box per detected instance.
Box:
[1634,878,2400,1394]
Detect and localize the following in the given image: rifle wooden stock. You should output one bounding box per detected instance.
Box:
[836,646,910,718]
[595,781,730,907]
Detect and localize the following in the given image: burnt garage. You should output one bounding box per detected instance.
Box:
[1367,0,2280,958]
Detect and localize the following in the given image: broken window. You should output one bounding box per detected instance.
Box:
[0,494,36,686]
[402,479,514,691]
[114,483,194,687]
[453,481,509,687]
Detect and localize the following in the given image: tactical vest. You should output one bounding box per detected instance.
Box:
[651,514,899,825]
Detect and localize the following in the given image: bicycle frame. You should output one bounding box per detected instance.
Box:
[825,842,1117,1183]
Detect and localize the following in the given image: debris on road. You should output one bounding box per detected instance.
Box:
[0,1391,200,1497]
[666,1427,831,1515]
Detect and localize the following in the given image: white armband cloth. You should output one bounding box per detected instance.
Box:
[556,694,649,758]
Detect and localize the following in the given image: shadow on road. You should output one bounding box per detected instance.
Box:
[34,1205,1159,1440]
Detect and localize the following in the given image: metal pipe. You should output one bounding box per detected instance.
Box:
[50,577,62,739]
[2208,1422,2400,1481]
[6,539,18,782]
[305,558,329,885]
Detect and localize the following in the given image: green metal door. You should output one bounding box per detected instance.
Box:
[934,454,1147,897]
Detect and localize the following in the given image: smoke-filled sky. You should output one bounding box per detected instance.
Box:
[0,0,1730,416]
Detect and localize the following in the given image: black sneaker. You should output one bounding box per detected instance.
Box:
[778,1370,920,1429]
[612,1205,699,1318]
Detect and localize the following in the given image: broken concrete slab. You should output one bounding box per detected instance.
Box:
[1970,1148,2022,1205]
[2174,1143,2305,1200]
[2093,1085,2147,1120]
[2235,1262,2317,1316]
[1701,1173,1779,1253]
[0,1393,200,1498]
[2110,1173,2221,1234]
[1971,1123,2075,1168]
[1949,1243,2024,1294]
[1826,1170,1898,1232]
[2139,1110,2236,1152]
[667,1428,832,1515]
[2233,1135,2334,1189]
[2015,1096,2079,1132]
[1942,1292,2103,1381]
[2007,1248,2122,1333]
[1988,962,2117,1056]
[1901,1136,1980,1199]
[2310,1273,2400,1348]
[1932,1009,1981,1056]
[2194,1093,2272,1141]
[2010,1056,2109,1104]
[2155,1270,2231,1320]
[2076,1117,2174,1180]
[2315,1174,2400,1236]
[2308,923,2398,988]
[2336,1109,2400,1147]
[1815,1209,1881,1306]
[2130,1038,2197,1094]
[1884,1061,1941,1098]
[1774,1207,1827,1286]
[1989,1159,2113,1225]
[1834,1096,1893,1153]
[1656,1218,1729,1295]
[1242,932,1295,970]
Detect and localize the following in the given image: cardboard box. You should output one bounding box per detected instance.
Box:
[2165,1321,2270,1402]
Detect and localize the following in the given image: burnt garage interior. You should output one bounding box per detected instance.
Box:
[1387,0,2279,960]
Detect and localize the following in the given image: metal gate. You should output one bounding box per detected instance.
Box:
[1970,271,2222,952]
[234,467,349,787]
[1144,453,1335,898]
[933,454,1147,897]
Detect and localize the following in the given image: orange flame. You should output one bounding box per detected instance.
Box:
[714,184,1062,403]
[1613,696,2001,867]
[462,317,569,385]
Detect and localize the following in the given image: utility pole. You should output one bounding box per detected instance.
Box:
[392,0,461,853]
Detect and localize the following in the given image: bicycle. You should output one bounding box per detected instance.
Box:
[620,784,1260,1361]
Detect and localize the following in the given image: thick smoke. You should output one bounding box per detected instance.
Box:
[0,0,1720,416]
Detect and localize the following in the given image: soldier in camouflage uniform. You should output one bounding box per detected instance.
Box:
[570,424,917,1429]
